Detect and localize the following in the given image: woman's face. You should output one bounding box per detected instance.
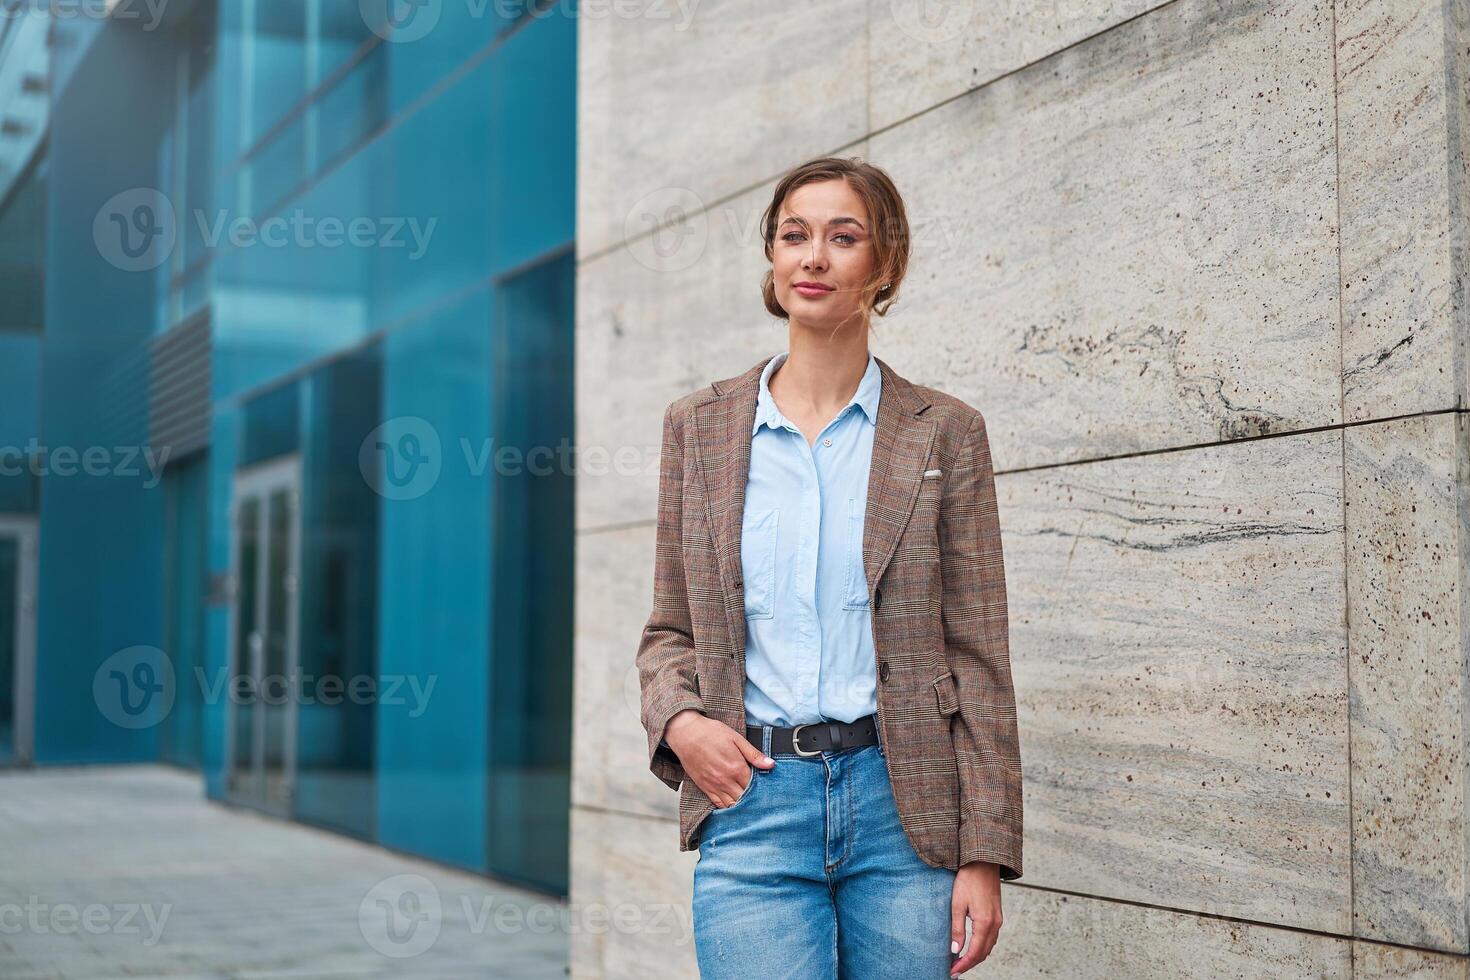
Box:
[771,179,876,332]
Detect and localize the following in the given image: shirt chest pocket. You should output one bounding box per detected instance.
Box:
[740,507,779,620]
[842,496,870,610]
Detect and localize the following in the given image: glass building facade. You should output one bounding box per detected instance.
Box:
[0,0,575,894]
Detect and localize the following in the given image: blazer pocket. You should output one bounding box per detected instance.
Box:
[933,670,960,717]
[842,496,870,609]
[741,508,779,620]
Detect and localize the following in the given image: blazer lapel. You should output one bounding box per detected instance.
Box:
[692,356,770,657]
[691,353,935,660]
[863,356,937,602]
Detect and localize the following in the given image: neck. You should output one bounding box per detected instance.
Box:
[769,327,870,419]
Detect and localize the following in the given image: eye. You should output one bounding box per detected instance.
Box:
[782,231,858,244]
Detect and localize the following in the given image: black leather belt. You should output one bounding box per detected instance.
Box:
[746,713,879,756]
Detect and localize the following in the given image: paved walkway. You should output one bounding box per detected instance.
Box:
[0,766,569,978]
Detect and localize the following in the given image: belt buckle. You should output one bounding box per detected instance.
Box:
[790,723,823,757]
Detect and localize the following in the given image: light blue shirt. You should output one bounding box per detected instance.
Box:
[739,350,881,727]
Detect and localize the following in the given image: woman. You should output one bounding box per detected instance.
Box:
[636,156,1023,979]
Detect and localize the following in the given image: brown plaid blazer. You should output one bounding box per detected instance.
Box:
[636,353,1023,880]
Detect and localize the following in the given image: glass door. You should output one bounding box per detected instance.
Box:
[0,516,37,767]
[226,457,301,815]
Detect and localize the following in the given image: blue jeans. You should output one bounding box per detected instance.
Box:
[692,729,957,978]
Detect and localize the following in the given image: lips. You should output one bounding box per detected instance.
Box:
[793,282,834,296]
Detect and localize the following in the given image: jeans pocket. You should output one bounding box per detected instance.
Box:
[712,763,758,810]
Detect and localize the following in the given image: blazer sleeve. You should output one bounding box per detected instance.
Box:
[636,402,706,791]
[940,410,1024,880]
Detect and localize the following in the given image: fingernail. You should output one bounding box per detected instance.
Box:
[950,939,960,954]
[763,756,773,764]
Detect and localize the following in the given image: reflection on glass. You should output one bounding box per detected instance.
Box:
[294,347,380,840]
[229,463,300,813]
[263,486,293,808]
[230,497,260,797]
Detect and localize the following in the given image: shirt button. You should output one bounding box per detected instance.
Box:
[822,438,832,446]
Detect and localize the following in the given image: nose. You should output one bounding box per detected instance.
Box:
[803,237,828,272]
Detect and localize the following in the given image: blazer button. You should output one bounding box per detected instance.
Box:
[873,587,882,610]
[879,660,890,683]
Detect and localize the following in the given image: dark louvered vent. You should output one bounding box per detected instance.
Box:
[149,311,212,462]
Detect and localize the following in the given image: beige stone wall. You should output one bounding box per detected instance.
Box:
[572,0,1470,975]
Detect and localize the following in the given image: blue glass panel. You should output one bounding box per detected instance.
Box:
[181,6,219,275]
[246,117,306,218]
[0,332,42,515]
[378,1,518,115]
[314,42,388,173]
[294,344,381,840]
[162,454,209,768]
[0,537,15,762]
[375,288,492,870]
[317,0,377,83]
[487,249,574,892]
[238,381,300,469]
[0,158,47,332]
[249,0,308,141]
[488,8,577,274]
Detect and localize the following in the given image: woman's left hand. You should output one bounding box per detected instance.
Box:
[948,861,1003,976]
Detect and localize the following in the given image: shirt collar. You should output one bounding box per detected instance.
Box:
[753,350,882,435]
